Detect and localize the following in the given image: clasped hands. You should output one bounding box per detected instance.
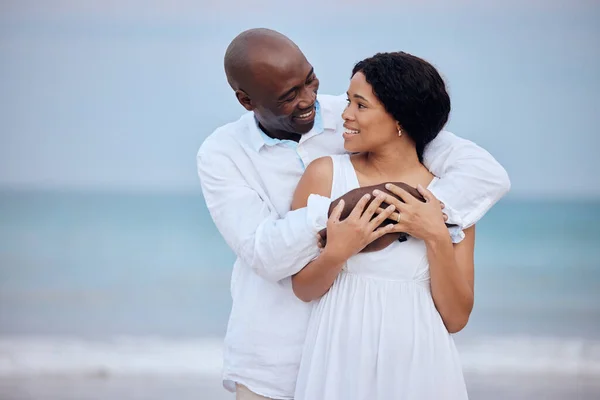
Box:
[317,182,452,254]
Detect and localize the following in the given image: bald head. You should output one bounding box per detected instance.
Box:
[223,28,320,138]
[224,28,304,92]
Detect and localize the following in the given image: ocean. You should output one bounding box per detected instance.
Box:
[2,1,600,397]
[0,190,599,382]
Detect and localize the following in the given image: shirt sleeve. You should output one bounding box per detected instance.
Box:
[197,141,329,283]
[422,131,511,238]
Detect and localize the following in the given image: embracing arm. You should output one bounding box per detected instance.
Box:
[423,131,510,229]
[426,226,475,333]
[197,139,328,283]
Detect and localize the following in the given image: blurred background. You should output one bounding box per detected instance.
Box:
[1,1,599,399]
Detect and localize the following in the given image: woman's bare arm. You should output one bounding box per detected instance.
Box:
[290,157,395,302]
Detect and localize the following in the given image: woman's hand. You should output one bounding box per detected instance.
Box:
[322,192,396,262]
[372,183,448,243]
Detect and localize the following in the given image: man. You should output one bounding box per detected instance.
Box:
[197,28,510,400]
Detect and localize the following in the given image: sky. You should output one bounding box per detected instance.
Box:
[0,0,599,199]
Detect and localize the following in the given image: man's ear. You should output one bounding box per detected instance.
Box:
[235,89,253,111]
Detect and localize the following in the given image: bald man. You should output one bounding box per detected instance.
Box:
[197,28,510,400]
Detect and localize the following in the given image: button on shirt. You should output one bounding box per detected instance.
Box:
[196,94,510,399]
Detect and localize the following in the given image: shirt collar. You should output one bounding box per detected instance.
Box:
[248,100,329,151]
[318,96,339,132]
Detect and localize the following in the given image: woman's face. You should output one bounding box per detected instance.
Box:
[341,72,398,153]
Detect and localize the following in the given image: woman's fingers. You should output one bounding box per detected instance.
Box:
[372,191,408,213]
[370,223,396,241]
[376,207,400,223]
[361,194,388,222]
[348,194,371,220]
[329,199,345,223]
[383,184,417,205]
[416,184,437,203]
[368,204,396,230]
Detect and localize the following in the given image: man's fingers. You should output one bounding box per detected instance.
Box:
[348,194,371,219]
[440,201,445,209]
[318,231,326,248]
[330,199,345,222]
[443,213,448,222]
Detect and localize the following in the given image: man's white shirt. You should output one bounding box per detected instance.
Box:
[197,94,510,399]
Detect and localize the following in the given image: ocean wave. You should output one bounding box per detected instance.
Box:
[456,336,600,375]
[0,336,599,377]
[0,336,223,377]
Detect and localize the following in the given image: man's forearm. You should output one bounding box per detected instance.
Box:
[251,208,322,282]
[422,130,510,229]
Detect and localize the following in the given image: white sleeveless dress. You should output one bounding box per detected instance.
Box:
[294,154,468,400]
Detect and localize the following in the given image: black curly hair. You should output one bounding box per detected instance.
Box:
[352,52,450,162]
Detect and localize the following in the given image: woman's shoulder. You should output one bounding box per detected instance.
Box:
[291,156,334,209]
[304,156,334,187]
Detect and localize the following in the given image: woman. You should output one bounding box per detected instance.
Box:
[291,52,474,399]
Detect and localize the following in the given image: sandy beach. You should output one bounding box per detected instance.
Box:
[1,335,599,399]
[1,373,599,400]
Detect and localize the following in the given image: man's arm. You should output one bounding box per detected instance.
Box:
[197,141,330,283]
[422,130,510,230]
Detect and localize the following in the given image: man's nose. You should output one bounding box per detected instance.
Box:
[298,86,317,108]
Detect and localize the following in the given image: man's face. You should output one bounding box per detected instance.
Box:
[247,54,320,136]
